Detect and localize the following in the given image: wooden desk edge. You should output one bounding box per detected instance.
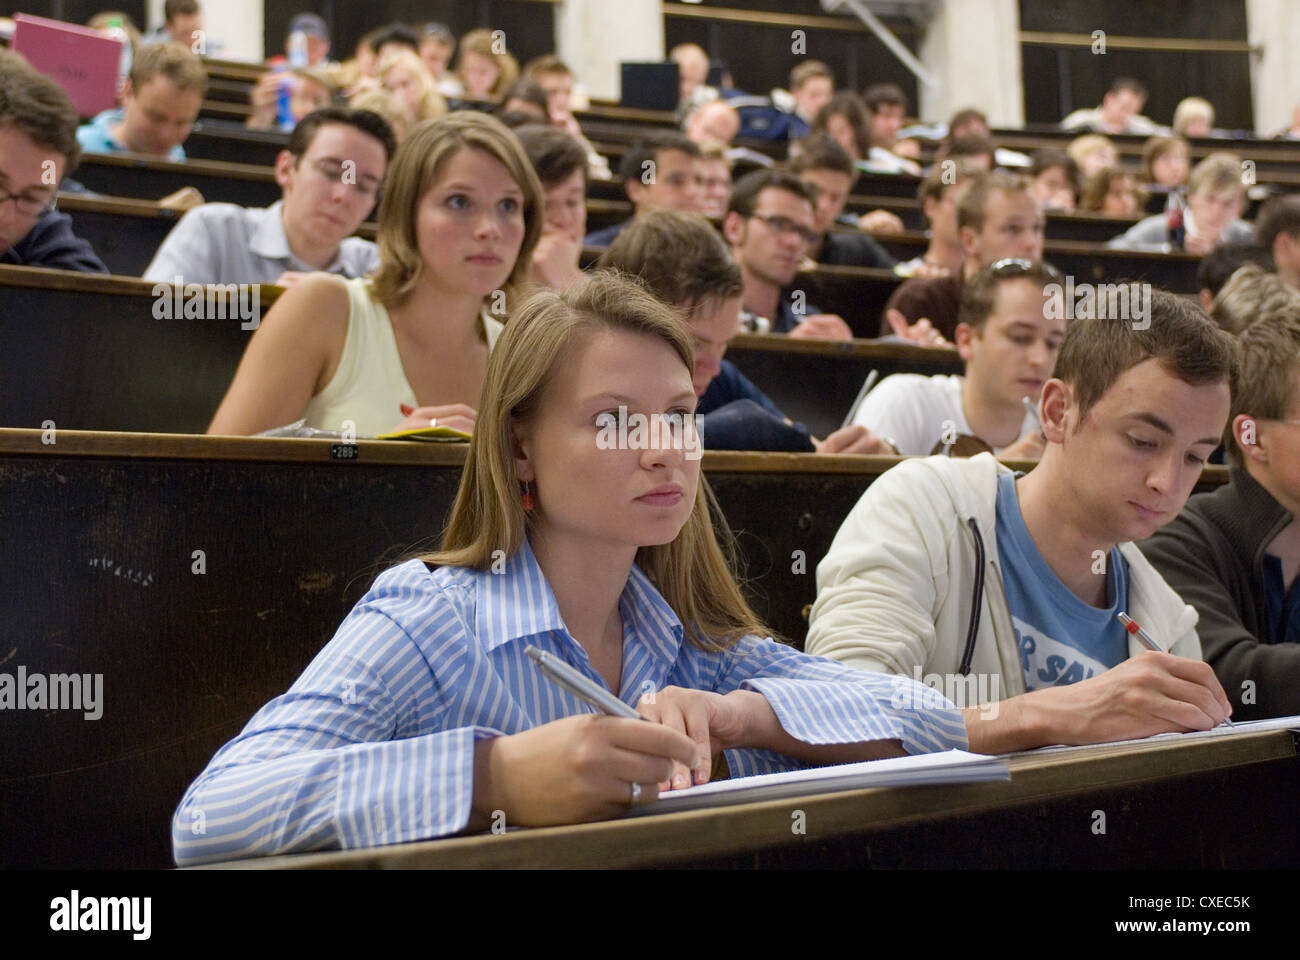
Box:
[192,729,1296,870]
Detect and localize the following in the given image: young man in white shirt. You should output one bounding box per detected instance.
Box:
[853,260,1063,458]
[808,290,1239,752]
[144,107,394,286]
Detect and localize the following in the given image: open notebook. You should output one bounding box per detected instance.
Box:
[624,748,1008,817]
[1011,713,1300,757]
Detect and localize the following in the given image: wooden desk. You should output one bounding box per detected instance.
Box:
[198,730,1300,869]
[74,152,284,209]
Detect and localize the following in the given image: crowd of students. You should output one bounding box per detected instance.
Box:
[4,7,1300,868]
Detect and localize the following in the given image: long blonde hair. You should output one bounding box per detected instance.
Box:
[422,271,773,650]
[369,111,543,309]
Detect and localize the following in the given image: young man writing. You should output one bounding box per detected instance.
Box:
[583,133,700,248]
[599,208,891,454]
[77,42,206,161]
[723,168,853,341]
[852,259,1063,458]
[144,107,394,286]
[0,55,106,272]
[808,292,1239,751]
[1141,312,1300,719]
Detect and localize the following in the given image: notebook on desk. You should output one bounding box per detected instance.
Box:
[625,748,1008,817]
[1010,713,1300,757]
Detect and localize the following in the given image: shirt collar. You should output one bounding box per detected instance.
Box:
[249,201,293,260]
[476,536,685,668]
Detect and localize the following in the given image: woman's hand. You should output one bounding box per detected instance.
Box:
[390,403,477,435]
[472,714,698,827]
[635,686,770,790]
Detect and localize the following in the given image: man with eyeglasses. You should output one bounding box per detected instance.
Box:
[1141,314,1300,720]
[144,107,394,287]
[722,168,853,340]
[0,55,106,272]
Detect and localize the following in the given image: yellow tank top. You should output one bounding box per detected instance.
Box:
[301,277,504,437]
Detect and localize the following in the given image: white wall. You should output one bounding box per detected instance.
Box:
[1246,0,1300,135]
[555,0,663,102]
[145,0,263,61]
[916,0,1023,126]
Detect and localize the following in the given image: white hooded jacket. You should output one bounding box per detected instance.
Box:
[806,453,1202,701]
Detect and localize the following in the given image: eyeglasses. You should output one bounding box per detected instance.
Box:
[306,158,383,200]
[986,257,1062,279]
[750,213,820,246]
[0,184,56,218]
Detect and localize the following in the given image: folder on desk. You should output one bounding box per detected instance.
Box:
[626,749,1008,817]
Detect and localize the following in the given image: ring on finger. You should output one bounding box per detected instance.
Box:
[429,417,438,429]
[629,781,642,805]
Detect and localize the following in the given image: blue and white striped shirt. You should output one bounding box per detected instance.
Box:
[172,539,967,865]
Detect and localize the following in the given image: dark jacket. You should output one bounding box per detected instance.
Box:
[1139,466,1298,719]
[2,207,108,273]
[697,359,815,452]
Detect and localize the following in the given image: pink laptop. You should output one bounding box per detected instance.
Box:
[12,13,123,118]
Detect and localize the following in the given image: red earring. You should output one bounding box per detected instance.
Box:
[521,481,535,511]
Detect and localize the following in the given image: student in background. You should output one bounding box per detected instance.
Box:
[1172,97,1216,138]
[809,292,1239,751]
[515,124,587,291]
[811,92,873,167]
[379,49,447,124]
[1061,77,1159,135]
[600,210,893,454]
[669,43,713,110]
[1110,153,1252,254]
[685,99,741,147]
[788,134,896,270]
[1210,263,1300,336]
[522,55,609,181]
[1254,195,1300,293]
[1028,148,1081,214]
[1138,135,1190,190]
[499,81,549,123]
[1195,241,1275,313]
[77,42,207,160]
[723,168,853,340]
[1141,312,1300,720]
[245,66,336,130]
[893,162,977,278]
[852,260,1063,458]
[786,60,835,139]
[882,171,1044,343]
[206,112,542,438]
[1080,168,1143,218]
[419,23,457,87]
[144,107,394,286]
[861,83,922,174]
[174,271,967,866]
[694,140,733,219]
[1067,133,1118,181]
[583,133,701,248]
[348,88,413,144]
[448,28,519,103]
[0,56,107,272]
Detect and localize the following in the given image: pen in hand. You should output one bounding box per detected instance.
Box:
[1117,612,1233,727]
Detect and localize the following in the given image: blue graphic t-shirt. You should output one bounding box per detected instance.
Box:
[995,472,1130,690]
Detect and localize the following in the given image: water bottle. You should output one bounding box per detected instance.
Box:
[287,29,309,68]
[1165,188,1186,251]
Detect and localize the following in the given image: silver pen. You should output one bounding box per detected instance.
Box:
[1118,613,1233,726]
[524,645,641,719]
[842,369,880,430]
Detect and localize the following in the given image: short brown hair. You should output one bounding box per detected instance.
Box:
[599,209,743,313]
[1138,135,1188,185]
[1054,290,1239,427]
[130,40,207,95]
[1212,263,1300,336]
[727,168,814,218]
[917,159,978,205]
[959,260,1061,332]
[287,106,397,163]
[789,60,832,91]
[1188,151,1245,200]
[957,171,1033,232]
[523,54,572,80]
[1255,194,1300,251]
[1227,309,1300,461]
[788,132,855,179]
[0,58,81,170]
[863,82,906,114]
[513,123,587,189]
[165,0,199,21]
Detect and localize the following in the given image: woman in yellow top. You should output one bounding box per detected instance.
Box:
[207,111,543,438]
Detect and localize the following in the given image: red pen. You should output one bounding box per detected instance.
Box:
[399,403,413,416]
[1118,612,1233,726]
